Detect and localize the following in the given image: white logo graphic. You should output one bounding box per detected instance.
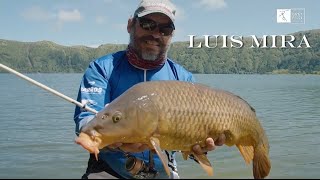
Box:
[88,81,96,85]
[81,99,98,106]
[277,9,291,23]
[277,8,305,24]
[81,87,103,94]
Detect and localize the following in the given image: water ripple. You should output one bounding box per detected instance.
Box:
[0,74,320,178]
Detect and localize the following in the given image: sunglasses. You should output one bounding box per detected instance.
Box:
[136,17,175,36]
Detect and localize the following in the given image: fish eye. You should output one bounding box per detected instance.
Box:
[112,112,122,123]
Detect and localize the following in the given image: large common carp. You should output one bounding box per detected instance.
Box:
[75,80,271,179]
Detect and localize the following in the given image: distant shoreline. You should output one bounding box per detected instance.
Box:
[270,69,320,75]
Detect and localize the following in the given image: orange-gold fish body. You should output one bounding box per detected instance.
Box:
[75,80,271,179]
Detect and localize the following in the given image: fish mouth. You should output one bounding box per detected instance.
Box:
[75,132,102,160]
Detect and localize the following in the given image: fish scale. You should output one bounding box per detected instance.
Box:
[155,83,243,147]
[76,80,271,179]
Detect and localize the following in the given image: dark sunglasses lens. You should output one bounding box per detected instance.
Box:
[139,19,157,31]
[138,17,174,36]
[159,27,174,36]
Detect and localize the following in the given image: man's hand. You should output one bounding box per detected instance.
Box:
[192,134,226,155]
[107,135,225,154]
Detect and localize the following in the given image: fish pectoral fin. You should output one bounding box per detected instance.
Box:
[237,144,254,165]
[149,137,170,177]
[192,153,214,176]
[182,151,190,160]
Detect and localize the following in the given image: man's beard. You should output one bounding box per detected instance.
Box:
[129,28,170,61]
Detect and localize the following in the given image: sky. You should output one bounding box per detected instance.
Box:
[0,0,319,47]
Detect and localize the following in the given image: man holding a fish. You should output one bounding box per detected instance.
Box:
[74,0,225,179]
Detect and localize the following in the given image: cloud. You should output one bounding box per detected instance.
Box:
[21,6,54,21]
[22,6,82,23]
[57,9,82,22]
[95,16,107,25]
[22,6,83,31]
[198,0,227,10]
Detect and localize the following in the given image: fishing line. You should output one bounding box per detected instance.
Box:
[0,63,98,114]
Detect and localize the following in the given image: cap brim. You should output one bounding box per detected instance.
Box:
[137,10,175,23]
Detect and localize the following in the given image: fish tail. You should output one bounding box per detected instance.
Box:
[253,137,271,179]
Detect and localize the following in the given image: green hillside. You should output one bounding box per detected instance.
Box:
[0,29,319,74]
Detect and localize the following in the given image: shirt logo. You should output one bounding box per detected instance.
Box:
[88,81,96,85]
[81,87,103,94]
[81,99,98,106]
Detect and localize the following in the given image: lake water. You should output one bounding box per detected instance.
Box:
[0,73,319,179]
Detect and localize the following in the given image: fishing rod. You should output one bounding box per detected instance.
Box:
[0,63,98,114]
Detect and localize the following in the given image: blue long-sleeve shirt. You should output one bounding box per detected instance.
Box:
[74,50,194,179]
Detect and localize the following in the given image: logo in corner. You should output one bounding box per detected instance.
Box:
[277,8,305,24]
